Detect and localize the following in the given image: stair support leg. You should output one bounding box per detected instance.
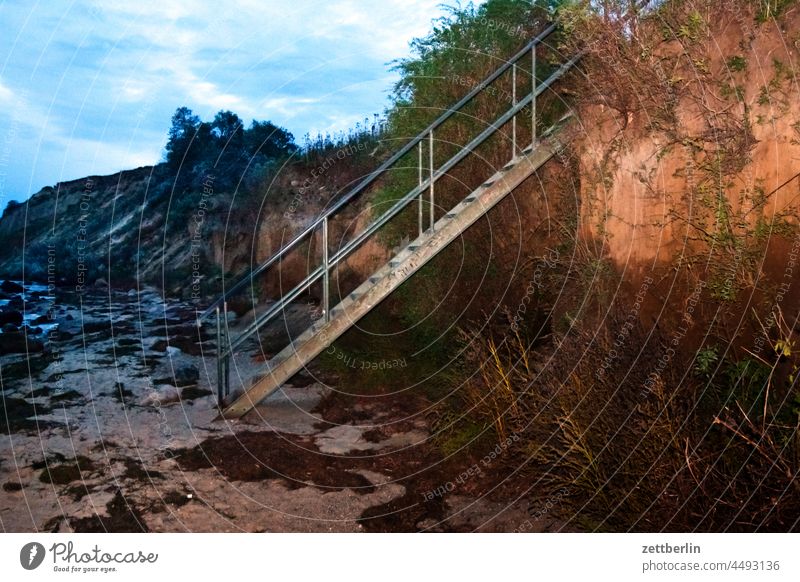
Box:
[429,130,435,231]
[322,216,330,322]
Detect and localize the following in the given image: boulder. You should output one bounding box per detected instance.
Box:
[31,314,51,325]
[139,385,181,407]
[0,309,23,326]
[0,280,24,293]
[0,332,44,355]
[174,366,199,387]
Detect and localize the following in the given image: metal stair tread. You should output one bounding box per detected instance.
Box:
[215,69,570,418]
[246,139,560,386]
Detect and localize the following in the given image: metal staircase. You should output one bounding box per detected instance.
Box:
[197,22,579,419]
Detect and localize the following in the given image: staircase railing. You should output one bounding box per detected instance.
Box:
[199,22,577,404]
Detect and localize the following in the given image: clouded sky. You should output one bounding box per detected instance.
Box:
[0,0,457,202]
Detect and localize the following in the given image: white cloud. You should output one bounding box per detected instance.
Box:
[1,0,462,197]
[0,79,13,105]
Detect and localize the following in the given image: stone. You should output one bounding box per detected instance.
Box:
[0,332,44,355]
[0,309,23,326]
[0,280,23,293]
[174,366,199,386]
[31,314,51,325]
[139,385,181,407]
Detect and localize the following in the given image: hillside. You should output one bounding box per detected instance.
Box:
[0,120,383,302]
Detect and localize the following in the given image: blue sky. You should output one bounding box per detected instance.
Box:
[0,0,459,202]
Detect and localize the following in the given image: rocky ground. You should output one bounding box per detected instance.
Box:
[0,283,564,532]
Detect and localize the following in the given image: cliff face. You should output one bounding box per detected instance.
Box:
[0,163,278,300]
[575,4,800,277]
[0,165,219,296]
[0,141,384,303]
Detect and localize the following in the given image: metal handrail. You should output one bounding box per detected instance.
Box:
[213,41,577,362]
[205,1,662,406]
[198,22,559,323]
[205,21,590,402]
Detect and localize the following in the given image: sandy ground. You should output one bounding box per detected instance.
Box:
[0,288,563,532]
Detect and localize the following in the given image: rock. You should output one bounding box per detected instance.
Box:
[2,323,18,333]
[31,314,51,325]
[93,278,108,289]
[181,386,212,401]
[0,280,23,293]
[0,309,23,326]
[0,332,44,355]
[65,313,74,321]
[150,336,205,357]
[174,366,199,386]
[139,385,181,407]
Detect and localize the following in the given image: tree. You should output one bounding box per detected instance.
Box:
[245,120,296,158]
[211,110,244,145]
[164,107,201,171]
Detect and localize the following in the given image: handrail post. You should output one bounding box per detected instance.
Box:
[223,301,230,397]
[531,43,537,145]
[418,140,423,237]
[512,62,517,158]
[322,216,330,322]
[216,306,223,405]
[429,130,435,232]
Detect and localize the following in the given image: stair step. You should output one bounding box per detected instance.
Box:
[219,133,562,419]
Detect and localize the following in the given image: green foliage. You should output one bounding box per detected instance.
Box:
[694,346,719,377]
[163,106,297,193]
[725,55,747,72]
[387,0,555,141]
[719,83,745,102]
[429,405,488,456]
[678,10,705,41]
[757,0,794,22]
